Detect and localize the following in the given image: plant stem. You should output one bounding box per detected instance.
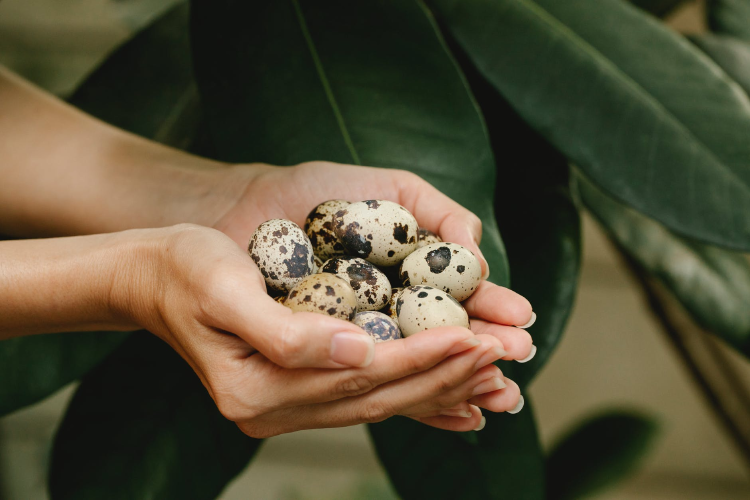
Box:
[615,246,750,473]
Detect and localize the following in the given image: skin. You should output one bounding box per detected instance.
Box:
[0,66,534,436]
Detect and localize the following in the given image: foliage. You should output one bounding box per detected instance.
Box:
[0,0,748,498]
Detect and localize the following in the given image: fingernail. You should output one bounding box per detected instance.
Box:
[441,409,472,418]
[331,332,375,367]
[508,395,525,414]
[475,346,507,370]
[472,376,506,396]
[473,416,487,431]
[517,312,536,329]
[447,337,481,356]
[516,345,537,364]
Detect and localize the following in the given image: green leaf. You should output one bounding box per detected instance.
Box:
[0,3,199,418]
[546,410,659,500]
[49,332,261,500]
[431,0,750,251]
[576,171,750,356]
[190,0,509,286]
[691,34,750,97]
[630,0,687,17]
[191,0,543,497]
[444,33,582,388]
[708,0,750,42]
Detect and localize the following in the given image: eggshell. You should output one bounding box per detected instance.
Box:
[417,228,442,248]
[380,287,404,325]
[399,242,482,302]
[333,200,418,266]
[353,311,402,343]
[396,285,470,337]
[321,256,391,311]
[284,273,357,320]
[304,200,350,261]
[248,219,315,295]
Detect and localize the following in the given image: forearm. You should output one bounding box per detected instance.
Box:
[0,66,251,237]
[0,232,141,339]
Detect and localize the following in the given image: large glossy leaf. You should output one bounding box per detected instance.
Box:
[692,34,750,97]
[191,0,542,497]
[546,410,659,500]
[49,332,261,500]
[444,33,582,388]
[431,0,750,251]
[708,0,750,42]
[0,3,198,418]
[576,172,750,356]
[630,0,687,17]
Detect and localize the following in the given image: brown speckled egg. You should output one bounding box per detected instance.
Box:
[313,255,324,273]
[333,200,418,267]
[380,287,404,325]
[321,256,391,311]
[249,219,315,295]
[284,273,357,320]
[417,228,442,248]
[399,242,482,302]
[396,286,470,337]
[305,200,350,261]
[353,311,402,343]
[273,295,286,305]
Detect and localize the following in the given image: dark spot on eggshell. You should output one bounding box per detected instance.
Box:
[418,291,428,298]
[457,265,465,274]
[303,295,312,302]
[399,268,411,286]
[393,223,409,244]
[387,250,395,257]
[435,296,443,301]
[365,200,381,209]
[325,286,336,296]
[283,241,312,278]
[425,246,451,274]
[280,245,287,254]
[339,221,373,258]
[313,283,321,289]
[396,297,405,316]
[327,307,337,316]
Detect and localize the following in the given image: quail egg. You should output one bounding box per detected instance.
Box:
[380,287,404,324]
[399,242,482,302]
[284,273,357,320]
[417,228,442,248]
[396,286,470,337]
[313,255,324,273]
[249,219,315,295]
[273,295,286,305]
[304,200,350,261]
[321,256,391,311]
[353,311,402,343]
[333,200,418,267]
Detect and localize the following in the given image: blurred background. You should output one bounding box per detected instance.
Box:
[1,0,749,498]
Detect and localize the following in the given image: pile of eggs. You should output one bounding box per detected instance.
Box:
[248,200,483,343]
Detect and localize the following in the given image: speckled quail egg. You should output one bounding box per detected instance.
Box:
[333,200,418,267]
[417,228,442,248]
[305,200,350,261]
[399,242,482,302]
[321,256,391,311]
[284,273,358,320]
[353,311,402,343]
[249,219,315,295]
[380,287,404,325]
[313,255,324,273]
[396,286,470,337]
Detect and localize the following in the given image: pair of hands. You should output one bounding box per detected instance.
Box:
[117,161,534,437]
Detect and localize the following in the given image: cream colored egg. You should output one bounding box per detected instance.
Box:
[353,311,402,343]
[321,256,391,311]
[396,286,470,337]
[304,200,350,261]
[399,242,482,302]
[284,273,357,320]
[333,200,418,267]
[248,219,315,295]
[417,228,442,248]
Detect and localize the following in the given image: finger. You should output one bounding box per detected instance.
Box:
[410,405,484,432]
[207,273,376,369]
[463,281,533,327]
[241,334,505,436]
[470,319,534,362]
[405,401,474,419]
[400,364,504,416]
[468,377,524,414]
[394,171,489,278]
[242,327,483,411]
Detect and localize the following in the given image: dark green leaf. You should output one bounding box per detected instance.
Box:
[191,0,543,497]
[708,0,750,42]
[49,332,261,500]
[432,0,750,251]
[444,33,582,388]
[547,410,659,500]
[576,172,750,356]
[0,3,199,418]
[630,0,687,17]
[691,34,750,96]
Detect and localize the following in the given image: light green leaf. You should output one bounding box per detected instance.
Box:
[708,0,750,42]
[547,410,659,500]
[576,171,750,356]
[432,0,750,251]
[692,33,750,96]
[49,333,261,500]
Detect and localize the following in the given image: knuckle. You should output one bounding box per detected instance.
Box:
[359,402,395,424]
[271,323,305,368]
[335,375,376,398]
[398,341,433,374]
